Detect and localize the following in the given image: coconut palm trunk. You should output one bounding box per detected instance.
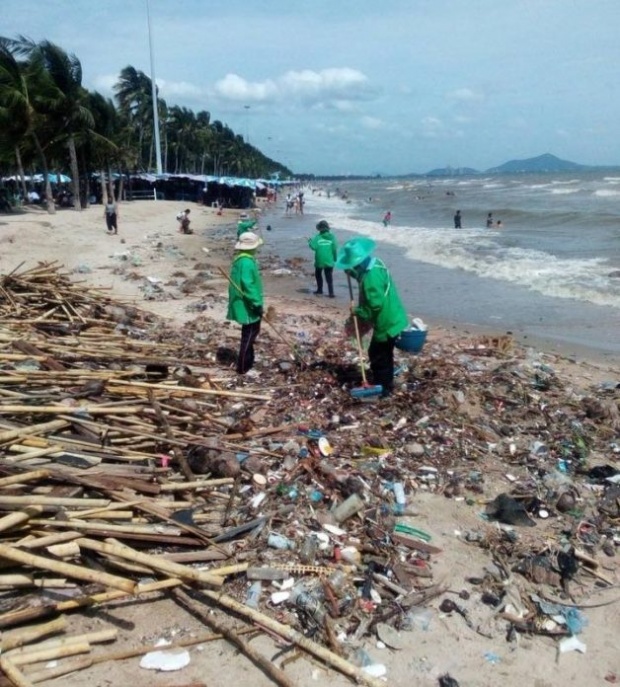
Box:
[14,146,28,201]
[68,135,81,210]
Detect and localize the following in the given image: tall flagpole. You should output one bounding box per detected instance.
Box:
[146,0,163,176]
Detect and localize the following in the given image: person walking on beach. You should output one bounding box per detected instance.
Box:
[104,198,118,234]
[335,237,408,398]
[227,232,264,375]
[177,208,192,234]
[454,210,462,229]
[308,219,338,297]
[486,212,494,228]
[382,210,392,227]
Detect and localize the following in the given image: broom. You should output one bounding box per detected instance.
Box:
[347,274,383,399]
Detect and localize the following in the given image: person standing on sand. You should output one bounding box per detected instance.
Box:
[177,208,192,234]
[454,210,462,229]
[308,219,338,297]
[104,198,118,234]
[227,232,264,375]
[336,237,408,398]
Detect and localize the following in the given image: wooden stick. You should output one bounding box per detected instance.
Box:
[6,629,117,658]
[173,588,295,687]
[0,405,142,415]
[0,419,68,445]
[76,538,224,588]
[107,378,271,401]
[2,617,67,651]
[200,589,386,687]
[0,470,49,488]
[159,478,234,491]
[10,641,91,666]
[16,531,82,550]
[0,542,136,593]
[0,506,43,534]
[0,658,33,687]
[20,657,93,685]
[0,496,110,509]
[0,575,70,588]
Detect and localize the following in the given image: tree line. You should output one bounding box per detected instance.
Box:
[0,36,291,212]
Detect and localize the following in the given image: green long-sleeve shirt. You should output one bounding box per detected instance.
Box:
[308,231,338,268]
[227,252,264,324]
[354,258,408,341]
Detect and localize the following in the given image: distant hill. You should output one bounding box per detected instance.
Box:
[485,153,586,174]
[425,166,479,177]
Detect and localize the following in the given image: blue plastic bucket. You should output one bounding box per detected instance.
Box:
[395,328,427,353]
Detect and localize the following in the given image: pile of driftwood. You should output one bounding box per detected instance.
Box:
[0,264,404,687]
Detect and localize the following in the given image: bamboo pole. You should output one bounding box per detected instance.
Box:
[10,641,91,666]
[107,378,271,401]
[0,658,33,687]
[28,520,182,536]
[0,506,43,534]
[0,496,110,509]
[5,629,117,658]
[0,405,142,415]
[2,617,67,651]
[173,588,295,687]
[0,542,136,593]
[200,589,386,687]
[0,419,68,445]
[0,575,70,588]
[16,531,82,550]
[158,478,234,492]
[0,470,49,488]
[76,538,223,588]
[18,658,94,685]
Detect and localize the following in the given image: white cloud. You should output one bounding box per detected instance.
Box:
[361,116,384,129]
[158,80,204,99]
[447,87,484,102]
[213,74,278,102]
[213,67,377,108]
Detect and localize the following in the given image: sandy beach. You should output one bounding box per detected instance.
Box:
[0,198,619,687]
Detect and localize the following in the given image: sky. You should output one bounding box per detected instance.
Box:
[3,0,620,176]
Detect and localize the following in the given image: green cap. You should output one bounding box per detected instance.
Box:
[335,237,376,270]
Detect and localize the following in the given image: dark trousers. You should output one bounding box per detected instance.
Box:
[368,336,397,395]
[105,213,117,232]
[314,267,334,296]
[237,320,261,374]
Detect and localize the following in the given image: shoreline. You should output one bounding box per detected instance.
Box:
[1,200,619,383]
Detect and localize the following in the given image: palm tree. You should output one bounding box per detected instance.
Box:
[0,36,57,211]
[32,40,93,209]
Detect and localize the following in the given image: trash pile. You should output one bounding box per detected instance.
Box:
[0,264,618,686]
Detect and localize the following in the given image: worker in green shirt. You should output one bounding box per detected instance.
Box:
[237,212,257,238]
[335,237,408,397]
[308,219,338,297]
[226,232,264,374]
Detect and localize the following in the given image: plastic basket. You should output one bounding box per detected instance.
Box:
[394,328,427,353]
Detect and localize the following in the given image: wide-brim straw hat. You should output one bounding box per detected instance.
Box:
[335,237,376,270]
[234,231,262,251]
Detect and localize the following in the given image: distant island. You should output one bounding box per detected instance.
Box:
[423,153,620,177]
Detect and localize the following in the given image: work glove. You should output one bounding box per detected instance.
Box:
[255,306,264,318]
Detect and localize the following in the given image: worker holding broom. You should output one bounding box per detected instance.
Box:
[226,232,264,375]
[335,237,408,398]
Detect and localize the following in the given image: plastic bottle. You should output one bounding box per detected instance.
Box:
[267,532,295,550]
[332,493,365,523]
[245,581,262,608]
[392,482,406,515]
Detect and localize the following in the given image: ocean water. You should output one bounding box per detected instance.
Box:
[262,172,620,361]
